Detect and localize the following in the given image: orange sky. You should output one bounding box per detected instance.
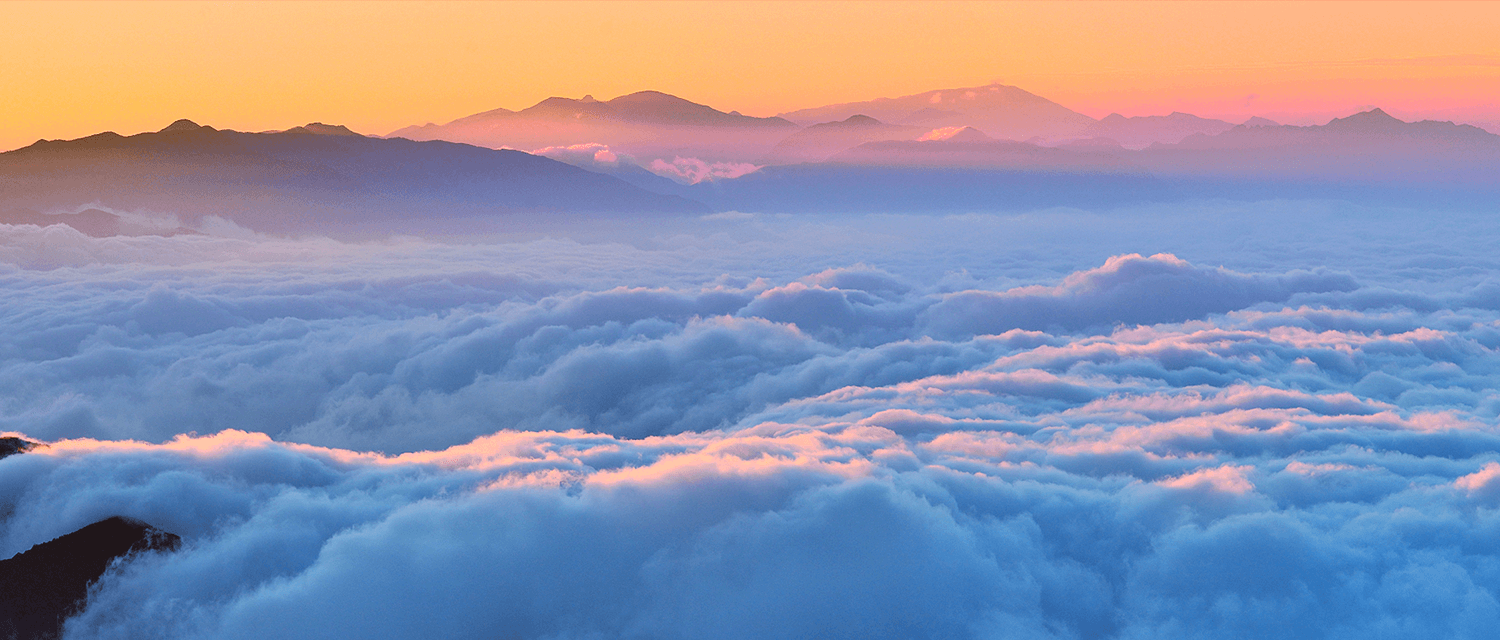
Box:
[4,1,1498,151]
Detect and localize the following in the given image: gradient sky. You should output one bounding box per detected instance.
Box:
[4,1,1499,151]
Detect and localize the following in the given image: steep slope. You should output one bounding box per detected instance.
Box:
[0,517,181,640]
[0,436,37,459]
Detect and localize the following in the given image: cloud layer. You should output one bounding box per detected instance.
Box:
[4,203,1500,638]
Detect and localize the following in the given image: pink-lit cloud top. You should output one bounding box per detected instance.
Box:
[6,3,1500,637]
[7,202,1500,636]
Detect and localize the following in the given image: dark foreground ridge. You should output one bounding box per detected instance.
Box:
[0,436,37,459]
[0,517,181,640]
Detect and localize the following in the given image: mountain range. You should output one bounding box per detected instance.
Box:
[776,83,1097,142]
[825,126,1141,173]
[0,119,705,234]
[390,91,798,163]
[4,83,1499,235]
[758,115,924,165]
[1078,112,1244,149]
[1134,108,1500,184]
[379,83,1499,189]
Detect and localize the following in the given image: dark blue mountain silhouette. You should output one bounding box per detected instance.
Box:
[1,120,706,233]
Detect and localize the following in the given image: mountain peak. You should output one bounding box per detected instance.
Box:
[608,90,696,106]
[805,114,888,130]
[159,119,208,133]
[593,90,793,127]
[1320,107,1410,135]
[1241,116,1280,128]
[919,126,991,142]
[1325,108,1405,131]
[284,123,362,137]
[534,96,582,108]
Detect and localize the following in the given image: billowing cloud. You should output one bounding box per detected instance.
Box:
[923,253,1358,337]
[532,142,625,167]
[4,202,1500,638]
[648,157,761,183]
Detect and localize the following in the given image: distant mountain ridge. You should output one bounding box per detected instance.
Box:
[680,106,1500,214]
[827,132,1141,173]
[410,91,795,132]
[1164,108,1500,149]
[390,91,799,163]
[758,115,923,165]
[0,119,707,233]
[1078,112,1239,149]
[777,83,1098,142]
[7,90,1499,228]
[1131,108,1500,185]
[384,84,1496,185]
[280,122,362,136]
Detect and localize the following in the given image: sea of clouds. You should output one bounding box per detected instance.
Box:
[5,200,1500,639]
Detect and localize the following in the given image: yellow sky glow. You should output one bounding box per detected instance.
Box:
[3,1,1498,151]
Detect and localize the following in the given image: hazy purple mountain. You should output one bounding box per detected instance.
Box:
[1078,112,1238,148]
[824,139,1136,172]
[278,122,363,136]
[529,145,702,198]
[1136,108,1500,184]
[759,115,924,165]
[0,119,708,233]
[389,91,799,163]
[685,108,1500,214]
[1054,136,1128,151]
[7,108,1494,228]
[902,106,966,124]
[917,126,994,143]
[512,91,790,128]
[1164,108,1499,150]
[777,83,1097,142]
[690,125,1156,214]
[826,126,1140,173]
[1,517,180,640]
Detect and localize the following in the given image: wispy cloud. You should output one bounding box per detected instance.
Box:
[648,157,760,183]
